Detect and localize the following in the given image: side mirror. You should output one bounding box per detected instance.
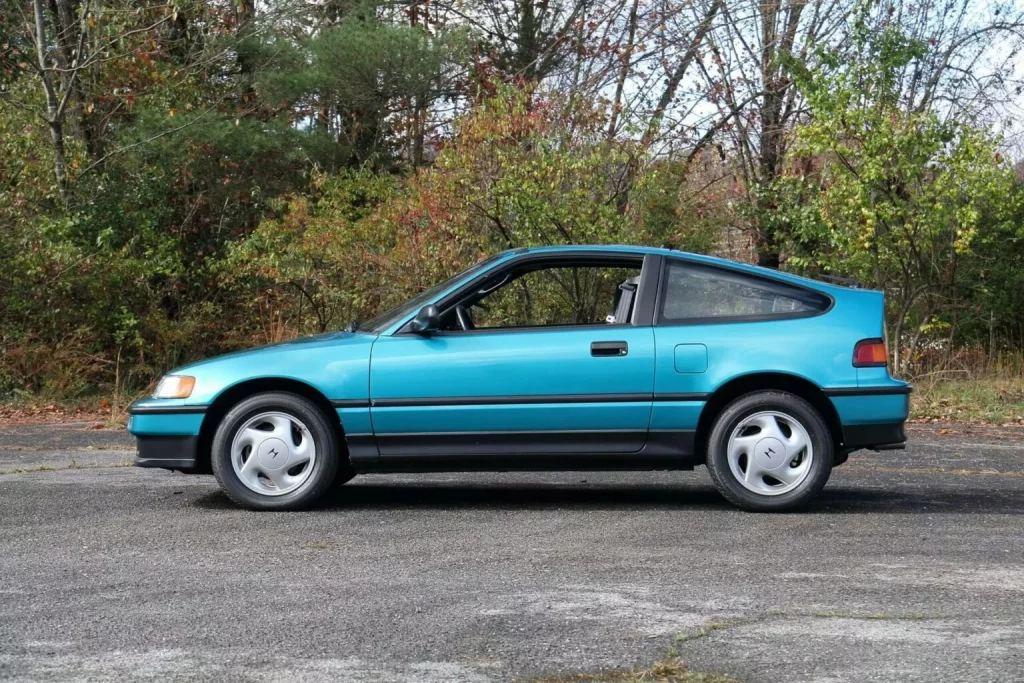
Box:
[409,305,441,334]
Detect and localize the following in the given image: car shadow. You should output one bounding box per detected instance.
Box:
[191,479,1024,515]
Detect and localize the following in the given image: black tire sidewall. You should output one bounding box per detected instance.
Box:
[211,392,340,510]
[706,391,833,512]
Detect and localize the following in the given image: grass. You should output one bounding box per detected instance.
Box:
[0,461,132,476]
[911,377,1024,425]
[533,657,738,683]
[673,619,756,644]
[535,609,943,683]
[799,610,932,621]
[2,464,55,475]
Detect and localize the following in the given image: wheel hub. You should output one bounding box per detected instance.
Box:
[257,437,290,470]
[752,436,787,471]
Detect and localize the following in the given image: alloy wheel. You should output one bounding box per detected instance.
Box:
[230,411,317,496]
[726,410,814,496]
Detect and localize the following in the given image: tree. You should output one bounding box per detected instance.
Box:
[694,0,1024,269]
[256,3,468,169]
[771,16,1019,375]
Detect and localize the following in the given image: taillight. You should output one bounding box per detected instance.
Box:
[853,338,888,367]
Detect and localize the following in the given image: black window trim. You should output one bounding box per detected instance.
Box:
[394,251,659,336]
[655,257,835,327]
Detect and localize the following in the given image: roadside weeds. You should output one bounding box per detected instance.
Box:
[534,610,943,683]
[533,657,738,683]
[0,461,133,476]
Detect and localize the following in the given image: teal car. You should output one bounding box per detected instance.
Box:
[128,246,910,512]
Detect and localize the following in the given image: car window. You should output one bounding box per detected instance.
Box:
[465,264,642,329]
[359,252,509,333]
[660,260,829,322]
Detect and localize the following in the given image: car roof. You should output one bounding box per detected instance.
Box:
[500,245,853,293]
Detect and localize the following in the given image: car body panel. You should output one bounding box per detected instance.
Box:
[647,400,705,432]
[831,394,910,425]
[128,411,205,437]
[128,244,911,474]
[335,407,374,436]
[175,331,374,407]
[368,326,657,456]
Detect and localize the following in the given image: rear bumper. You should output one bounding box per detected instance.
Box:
[135,435,200,471]
[841,422,907,452]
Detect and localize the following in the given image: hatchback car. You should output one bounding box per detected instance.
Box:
[128,245,909,511]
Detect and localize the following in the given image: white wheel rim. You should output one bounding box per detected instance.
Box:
[726,410,813,497]
[230,411,317,497]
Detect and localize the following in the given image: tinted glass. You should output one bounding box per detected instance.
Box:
[660,260,829,322]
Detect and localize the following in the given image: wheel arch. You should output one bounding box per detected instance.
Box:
[195,377,347,474]
[694,372,842,460]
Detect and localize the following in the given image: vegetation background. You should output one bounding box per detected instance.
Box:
[3,0,1024,423]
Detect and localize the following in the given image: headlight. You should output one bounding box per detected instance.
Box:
[153,375,196,399]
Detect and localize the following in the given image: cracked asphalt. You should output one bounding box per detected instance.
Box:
[1,422,1023,682]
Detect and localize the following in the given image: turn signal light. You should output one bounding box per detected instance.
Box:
[153,375,196,399]
[853,339,888,368]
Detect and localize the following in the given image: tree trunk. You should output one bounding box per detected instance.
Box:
[32,0,69,203]
[606,0,639,140]
[516,0,539,80]
[640,0,723,149]
[616,0,723,214]
[235,0,257,104]
[409,2,426,166]
[752,0,807,269]
[46,118,69,198]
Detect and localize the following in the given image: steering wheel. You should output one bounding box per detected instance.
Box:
[455,304,475,331]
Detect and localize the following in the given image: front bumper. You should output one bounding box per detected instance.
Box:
[135,435,200,470]
[128,400,207,472]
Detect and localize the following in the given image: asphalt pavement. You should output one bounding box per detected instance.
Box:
[1,422,1022,682]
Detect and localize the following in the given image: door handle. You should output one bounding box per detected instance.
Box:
[591,341,628,357]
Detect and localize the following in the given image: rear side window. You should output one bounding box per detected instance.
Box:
[659,260,830,323]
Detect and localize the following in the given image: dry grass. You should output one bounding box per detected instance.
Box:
[673,619,756,644]
[905,347,1024,425]
[533,658,738,683]
[911,378,1024,425]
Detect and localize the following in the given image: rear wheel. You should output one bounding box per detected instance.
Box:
[705,391,833,512]
[211,391,351,510]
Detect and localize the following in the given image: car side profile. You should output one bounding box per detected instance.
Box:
[128,245,910,512]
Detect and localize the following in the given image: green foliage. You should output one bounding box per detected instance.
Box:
[256,5,469,168]
[754,15,1020,374]
[222,168,401,339]
[386,85,716,256]
[2,0,1024,399]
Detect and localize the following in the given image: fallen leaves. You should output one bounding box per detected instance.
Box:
[0,403,111,427]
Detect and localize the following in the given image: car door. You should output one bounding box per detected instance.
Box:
[368,254,659,458]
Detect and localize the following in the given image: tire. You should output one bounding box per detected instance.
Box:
[211,391,351,510]
[705,391,833,512]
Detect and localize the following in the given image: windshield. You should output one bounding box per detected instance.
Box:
[359,252,510,334]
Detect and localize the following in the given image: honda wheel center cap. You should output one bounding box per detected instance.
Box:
[257,438,289,470]
[753,437,786,470]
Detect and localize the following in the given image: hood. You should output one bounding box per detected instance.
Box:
[172,330,376,374]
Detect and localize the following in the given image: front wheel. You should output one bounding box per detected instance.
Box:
[211,391,348,510]
[705,391,833,512]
